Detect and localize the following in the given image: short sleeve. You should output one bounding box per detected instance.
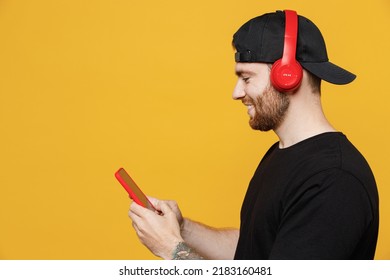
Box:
[268,169,374,259]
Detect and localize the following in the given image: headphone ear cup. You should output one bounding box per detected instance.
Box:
[270,59,303,92]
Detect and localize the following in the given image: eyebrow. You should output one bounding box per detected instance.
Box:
[235,69,256,77]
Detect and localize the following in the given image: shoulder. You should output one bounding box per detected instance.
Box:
[284,132,376,186]
[282,133,378,214]
[334,134,378,208]
[283,168,376,229]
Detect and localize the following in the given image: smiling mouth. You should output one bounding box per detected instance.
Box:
[243,103,254,116]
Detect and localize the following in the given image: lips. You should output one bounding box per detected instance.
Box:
[243,103,254,116]
[243,102,253,108]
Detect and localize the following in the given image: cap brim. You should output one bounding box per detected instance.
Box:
[300,61,356,85]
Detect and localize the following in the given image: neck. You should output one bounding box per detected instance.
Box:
[274,89,336,149]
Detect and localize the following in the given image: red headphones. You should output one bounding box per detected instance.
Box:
[270,10,303,92]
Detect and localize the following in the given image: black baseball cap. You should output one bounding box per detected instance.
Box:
[233,10,356,85]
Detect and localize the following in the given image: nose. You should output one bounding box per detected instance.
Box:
[232,80,245,100]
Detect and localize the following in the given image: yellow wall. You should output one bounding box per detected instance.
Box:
[0,0,389,260]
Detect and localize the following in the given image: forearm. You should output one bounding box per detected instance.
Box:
[180,218,239,260]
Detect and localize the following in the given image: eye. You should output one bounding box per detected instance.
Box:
[242,77,250,83]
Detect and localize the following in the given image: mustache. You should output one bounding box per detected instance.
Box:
[242,95,258,105]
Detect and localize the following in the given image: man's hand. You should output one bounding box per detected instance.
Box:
[128,198,184,259]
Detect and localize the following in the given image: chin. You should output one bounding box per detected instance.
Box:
[249,116,277,132]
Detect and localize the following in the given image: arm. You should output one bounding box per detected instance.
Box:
[269,171,376,259]
[181,218,239,260]
[129,198,239,260]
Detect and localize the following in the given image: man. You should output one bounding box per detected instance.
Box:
[128,10,379,260]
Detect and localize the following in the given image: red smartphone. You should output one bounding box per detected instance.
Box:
[115,168,157,211]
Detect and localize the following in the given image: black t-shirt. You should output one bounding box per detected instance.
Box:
[234,132,379,260]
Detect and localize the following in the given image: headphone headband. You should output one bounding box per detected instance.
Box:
[270,10,303,92]
[282,10,298,65]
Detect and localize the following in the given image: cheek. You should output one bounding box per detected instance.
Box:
[246,81,268,98]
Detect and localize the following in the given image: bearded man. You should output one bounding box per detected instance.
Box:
[128,10,379,260]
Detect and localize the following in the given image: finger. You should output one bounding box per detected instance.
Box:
[132,221,139,232]
[159,201,175,216]
[129,206,149,227]
[131,222,146,243]
[128,210,141,224]
[132,221,142,235]
[147,196,166,212]
[166,200,178,209]
[129,213,147,235]
[149,198,164,212]
[128,209,136,219]
[146,196,158,204]
[130,201,150,217]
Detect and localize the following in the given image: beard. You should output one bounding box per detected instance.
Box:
[244,85,290,131]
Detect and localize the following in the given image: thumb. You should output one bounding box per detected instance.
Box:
[159,201,173,215]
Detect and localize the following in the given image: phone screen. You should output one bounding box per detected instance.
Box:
[115,168,155,210]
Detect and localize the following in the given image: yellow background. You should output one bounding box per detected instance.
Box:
[0,0,389,260]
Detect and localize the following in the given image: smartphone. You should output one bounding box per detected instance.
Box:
[115,168,157,211]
